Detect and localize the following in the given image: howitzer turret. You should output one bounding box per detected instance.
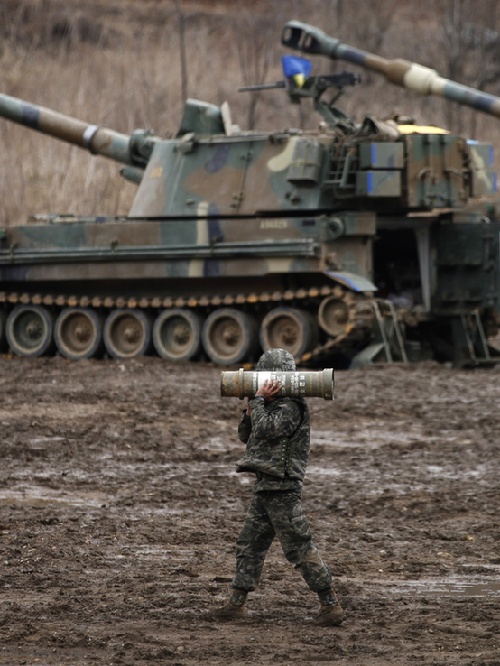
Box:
[0,23,499,369]
[282,21,500,118]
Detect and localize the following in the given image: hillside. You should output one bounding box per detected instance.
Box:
[1,0,500,224]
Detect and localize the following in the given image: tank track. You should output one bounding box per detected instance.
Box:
[0,283,375,362]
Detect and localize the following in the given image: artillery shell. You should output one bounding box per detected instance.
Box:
[220,368,335,400]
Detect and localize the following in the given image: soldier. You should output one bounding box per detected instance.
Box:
[215,348,344,626]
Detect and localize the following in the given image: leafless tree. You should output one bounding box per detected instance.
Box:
[437,0,500,134]
[174,0,189,102]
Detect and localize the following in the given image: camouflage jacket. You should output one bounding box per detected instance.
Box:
[236,396,310,492]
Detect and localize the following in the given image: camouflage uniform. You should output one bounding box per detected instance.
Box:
[231,348,333,594]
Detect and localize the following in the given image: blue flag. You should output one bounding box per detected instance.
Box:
[282,55,312,89]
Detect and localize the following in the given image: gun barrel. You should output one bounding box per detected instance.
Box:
[238,81,286,92]
[0,93,137,165]
[282,20,500,118]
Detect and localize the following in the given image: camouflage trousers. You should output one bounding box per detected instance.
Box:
[232,489,332,593]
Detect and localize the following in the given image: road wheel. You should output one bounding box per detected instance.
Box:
[202,308,257,365]
[6,305,55,357]
[104,309,152,359]
[153,309,201,361]
[55,308,104,360]
[318,295,350,338]
[259,307,316,358]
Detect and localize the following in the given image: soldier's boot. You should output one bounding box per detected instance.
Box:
[315,588,344,626]
[212,588,248,621]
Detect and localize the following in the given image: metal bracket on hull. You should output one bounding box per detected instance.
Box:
[452,310,500,367]
[350,299,408,367]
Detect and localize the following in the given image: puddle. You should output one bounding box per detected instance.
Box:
[424,463,490,480]
[307,465,342,477]
[373,565,500,598]
[312,424,426,449]
[0,485,107,508]
[26,436,66,450]
[396,575,500,598]
[312,427,478,450]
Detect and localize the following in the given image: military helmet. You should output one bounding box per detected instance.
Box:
[255,348,296,372]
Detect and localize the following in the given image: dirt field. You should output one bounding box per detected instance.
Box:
[0,356,499,665]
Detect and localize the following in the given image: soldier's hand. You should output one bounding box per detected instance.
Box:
[255,379,282,402]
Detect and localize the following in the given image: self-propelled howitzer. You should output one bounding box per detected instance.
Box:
[0,23,499,367]
[279,21,500,366]
[0,89,379,365]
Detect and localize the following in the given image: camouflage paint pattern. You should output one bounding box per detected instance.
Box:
[468,141,498,197]
[0,211,375,290]
[403,134,469,208]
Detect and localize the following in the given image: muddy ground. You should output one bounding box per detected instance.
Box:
[0,356,499,665]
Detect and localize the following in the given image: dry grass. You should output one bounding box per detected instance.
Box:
[1,0,500,226]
